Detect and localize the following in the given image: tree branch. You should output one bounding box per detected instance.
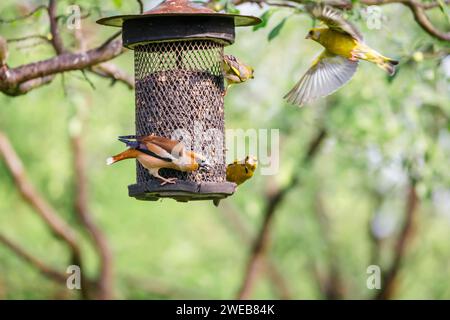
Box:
[237,127,327,299]
[48,0,65,54]
[313,191,345,299]
[0,131,91,298]
[376,179,419,300]
[0,234,67,284]
[70,110,114,300]
[226,0,450,42]
[90,62,134,89]
[0,34,123,96]
[403,0,450,41]
[0,132,80,253]
[0,5,47,24]
[219,202,292,299]
[7,35,51,44]
[17,75,55,93]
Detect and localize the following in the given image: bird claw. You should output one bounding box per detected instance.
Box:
[160,177,177,186]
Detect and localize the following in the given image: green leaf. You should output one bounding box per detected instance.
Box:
[35,9,43,18]
[113,0,123,9]
[253,9,276,31]
[437,0,450,24]
[268,17,287,41]
[225,1,240,14]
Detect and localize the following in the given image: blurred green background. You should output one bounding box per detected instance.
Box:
[0,0,449,299]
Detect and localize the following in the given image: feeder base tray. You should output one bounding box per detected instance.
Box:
[128,180,236,202]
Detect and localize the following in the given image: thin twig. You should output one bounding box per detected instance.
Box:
[402,0,450,41]
[0,132,80,254]
[0,131,90,299]
[48,0,65,54]
[0,234,67,284]
[224,0,450,42]
[90,62,134,89]
[7,35,50,44]
[99,31,122,50]
[80,69,96,90]
[0,5,47,24]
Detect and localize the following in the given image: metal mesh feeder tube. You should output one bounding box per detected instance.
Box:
[97,0,261,202]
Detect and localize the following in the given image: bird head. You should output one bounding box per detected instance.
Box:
[244,156,258,172]
[305,28,325,41]
[189,152,211,172]
[223,54,254,81]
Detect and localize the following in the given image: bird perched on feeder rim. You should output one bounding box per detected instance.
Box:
[213,156,258,206]
[106,134,209,185]
[284,4,399,107]
[222,55,254,95]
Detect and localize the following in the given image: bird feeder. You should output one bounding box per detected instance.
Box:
[97,0,261,202]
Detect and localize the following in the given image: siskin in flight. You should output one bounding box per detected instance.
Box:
[222,55,254,94]
[106,134,209,185]
[284,5,399,106]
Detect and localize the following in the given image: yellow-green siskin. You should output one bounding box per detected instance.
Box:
[226,156,258,186]
[213,156,258,207]
[284,5,399,107]
[222,55,254,93]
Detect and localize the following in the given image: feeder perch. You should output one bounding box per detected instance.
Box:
[97,0,261,202]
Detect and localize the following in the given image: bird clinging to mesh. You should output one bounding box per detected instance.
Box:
[284,4,399,107]
[106,134,209,185]
[222,55,254,94]
[213,156,258,206]
[226,156,258,186]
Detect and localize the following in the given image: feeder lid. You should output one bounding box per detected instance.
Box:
[97,0,261,27]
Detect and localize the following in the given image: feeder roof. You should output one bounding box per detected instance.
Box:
[97,0,261,27]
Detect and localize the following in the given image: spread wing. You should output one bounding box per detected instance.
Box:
[284,50,358,106]
[310,4,364,42]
